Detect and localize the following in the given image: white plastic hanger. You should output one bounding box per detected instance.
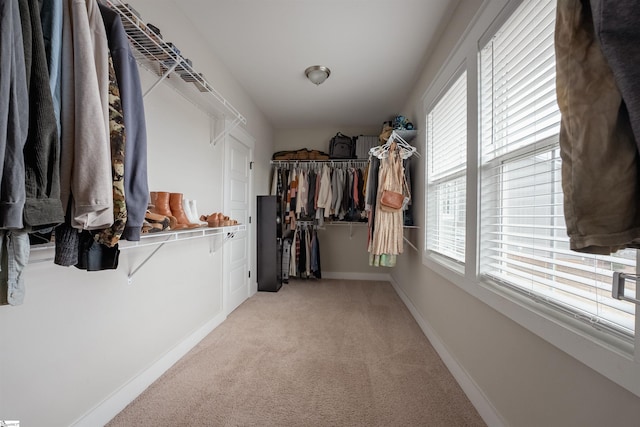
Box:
[368,130,420,159]
[393,131,420,159]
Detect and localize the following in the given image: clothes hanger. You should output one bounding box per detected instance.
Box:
[368,130,420,159]
[392,131,420,159]
[369,143,388,159]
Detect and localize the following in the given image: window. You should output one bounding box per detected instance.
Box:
[478,0,636,337]
[426,71,467,264]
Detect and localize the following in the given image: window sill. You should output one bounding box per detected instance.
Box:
[421,252,640,398]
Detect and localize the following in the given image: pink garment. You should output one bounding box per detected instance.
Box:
[353,167,359,206]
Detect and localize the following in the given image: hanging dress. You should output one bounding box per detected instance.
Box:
[369,146,404,267]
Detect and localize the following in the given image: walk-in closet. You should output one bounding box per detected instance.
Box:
[2,0,640,426]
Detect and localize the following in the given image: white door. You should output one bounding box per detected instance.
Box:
[223,126,253,315]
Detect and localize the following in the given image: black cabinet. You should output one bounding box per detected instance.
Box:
[257,195,282,292]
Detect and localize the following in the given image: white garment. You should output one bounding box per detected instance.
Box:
[296,170,308,216]
[316,165,332,210]
[60,0,113,229]
[270,167,278,196]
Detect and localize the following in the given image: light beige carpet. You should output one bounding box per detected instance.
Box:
[107,279,485,426]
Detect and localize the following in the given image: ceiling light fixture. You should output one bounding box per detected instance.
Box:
[305,65,331,85]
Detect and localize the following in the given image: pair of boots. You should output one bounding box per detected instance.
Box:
[182,197,208,227]
[149,192,203,230]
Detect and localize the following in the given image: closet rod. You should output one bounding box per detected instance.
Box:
[271,159,369,163]
[271,160,370,169]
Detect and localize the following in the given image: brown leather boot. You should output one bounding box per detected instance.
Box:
[169,193,199,228]
[149,191,158,210]
[152,191,185,230]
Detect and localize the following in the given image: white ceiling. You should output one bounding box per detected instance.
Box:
[169,0,460,129]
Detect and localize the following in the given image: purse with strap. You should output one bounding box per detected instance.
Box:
[379,169,411,212]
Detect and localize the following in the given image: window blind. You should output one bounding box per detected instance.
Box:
[427,71,467,263]
[478,0,636,337]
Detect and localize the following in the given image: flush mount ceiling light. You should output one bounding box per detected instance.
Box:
[305,65,331,85]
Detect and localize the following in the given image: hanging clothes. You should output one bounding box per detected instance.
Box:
[307,169,317,218]
[19,0,65,230]
[402,157,414,226]
[555,0,640,254]
[271,160,369,224]
[99,2,149,242]
[270,166,278,195]
[296,168,308,217]
[1,0,29,230]
[298,227,307,277]
[590,0,640,150]
[60,0,113,230]
[316,164,332,216]
[369,145,406,267]
[310,229,321,278]
[330,166,339,217]
[365,156,381,249]
[288,223,322,279]
[40,0,64,137]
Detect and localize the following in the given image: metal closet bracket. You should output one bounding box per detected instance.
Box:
[106,0,247,146]
[142,60,180,98]
[207,230,237,254]
[209,233,222,255]
[403,226,419,252]
[403,235,418,252]
[210,114,246,146]
[127,235,173,284]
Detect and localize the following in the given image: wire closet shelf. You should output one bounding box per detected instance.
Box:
[105,0,246,144]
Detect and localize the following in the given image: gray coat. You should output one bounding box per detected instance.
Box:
[20,0,65,229]
[99,3,149,241]
[0,0,29,230]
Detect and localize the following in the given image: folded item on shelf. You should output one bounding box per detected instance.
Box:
[166,42,180,56]
[147,23,162,38]
[192,74,210,92]
[272,148,330,160]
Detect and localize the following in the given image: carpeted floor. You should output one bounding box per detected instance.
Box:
[107,279,485,426]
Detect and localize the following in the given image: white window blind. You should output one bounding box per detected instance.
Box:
[479,0,636,337]
[426,71,467,263]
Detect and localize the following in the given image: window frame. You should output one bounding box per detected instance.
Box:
[420,0,640,399]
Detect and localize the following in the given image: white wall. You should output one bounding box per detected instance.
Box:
[0,1,274,425]
[393,1,640,426]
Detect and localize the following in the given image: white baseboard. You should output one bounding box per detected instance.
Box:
[71,312,227,427]
[322,271,392,281]
[389,277,506,427]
